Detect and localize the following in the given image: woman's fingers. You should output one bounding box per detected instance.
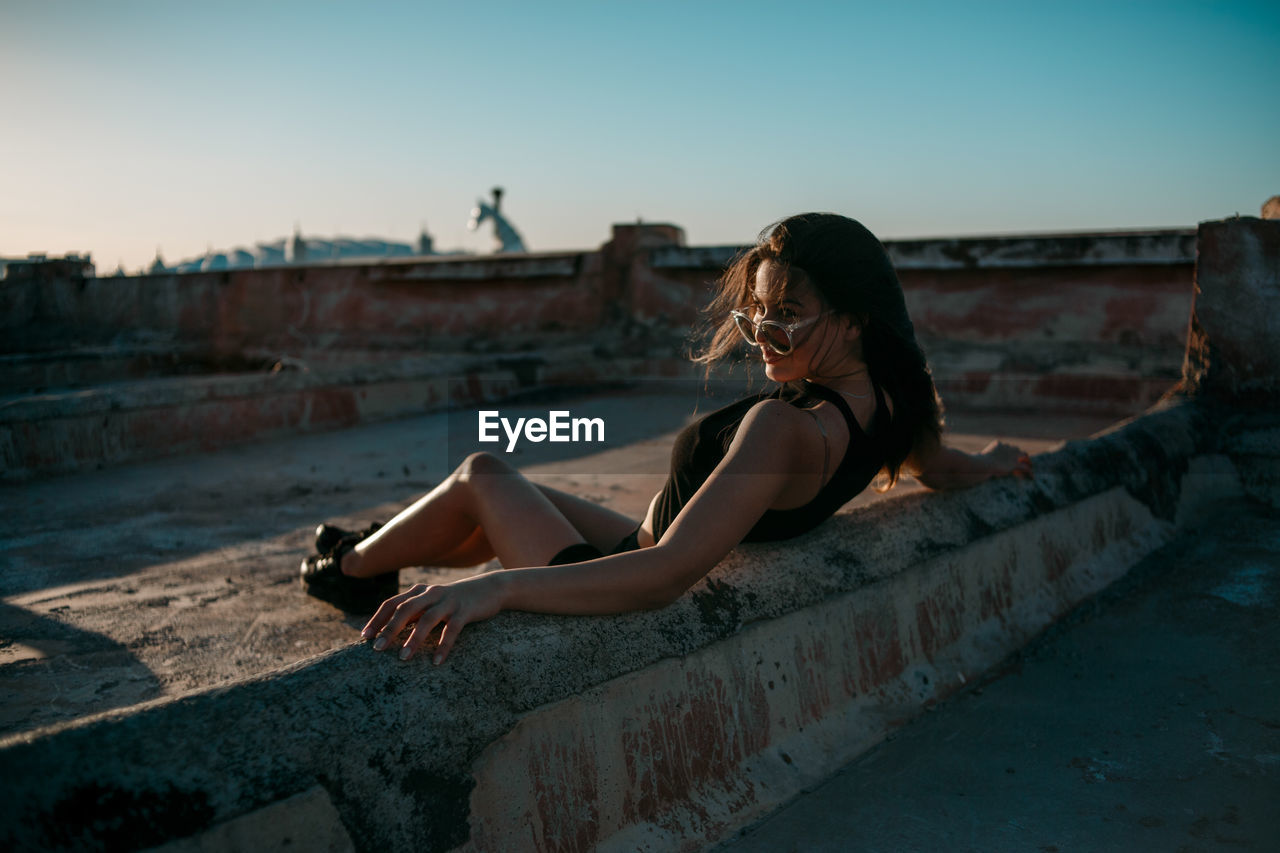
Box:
[390,599,474,662]
[433,618,467,665]
[361,586,423,638]
[363,584,443,651]
[983,441,1033,479]
[399,603,451,660]
[363,574,501,663]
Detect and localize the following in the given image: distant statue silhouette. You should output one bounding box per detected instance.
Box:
[468,187,527,253]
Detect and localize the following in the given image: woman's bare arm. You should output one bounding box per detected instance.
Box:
[906,434,1032,490]
[364,399,819,662]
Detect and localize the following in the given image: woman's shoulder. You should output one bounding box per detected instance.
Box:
[690,387,820,453]
[743,394,804,420]
[734,396,827,450]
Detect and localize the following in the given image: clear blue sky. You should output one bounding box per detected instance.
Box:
[3,0,1276,271]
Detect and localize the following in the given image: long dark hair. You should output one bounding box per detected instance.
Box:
[695,213,943,486]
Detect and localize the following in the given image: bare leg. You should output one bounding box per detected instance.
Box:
[431,527,496,568]
[365,482,639,569]
[341,452,638,577]
[535,484,640,552]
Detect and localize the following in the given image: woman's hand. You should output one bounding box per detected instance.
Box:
[909,438,1033,489]
[980,440,1033,479]
[361,572,506,664]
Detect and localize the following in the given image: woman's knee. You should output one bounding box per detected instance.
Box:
[456,451,515,482]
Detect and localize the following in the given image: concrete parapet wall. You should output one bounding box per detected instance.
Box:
[459,487,1188,851]
[0,397,1255,852]
[1,252,598,356]
[5,229,1192,369]
[0,349,696,481]
[3,226,1197,478]
[650,230,1194,345]
[1183,217,1280,404]
[1220,413,1280,509]
[0,348,1169,482]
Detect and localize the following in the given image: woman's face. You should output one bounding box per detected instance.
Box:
[750,259,857,383]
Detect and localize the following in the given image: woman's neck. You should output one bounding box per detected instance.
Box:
[806,360,872,398]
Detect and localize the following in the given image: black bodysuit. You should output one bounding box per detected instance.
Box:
[650,380,889,542]
[546,380,888,565]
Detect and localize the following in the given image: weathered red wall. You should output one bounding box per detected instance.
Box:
[3,253,602,356]
[3,226,1193,363]
[638,233,1195,354]
[900,264,1193,349]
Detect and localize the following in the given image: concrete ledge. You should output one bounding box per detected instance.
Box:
[0,396,1254,852]
[0,345,219,394]
[0,351,698,481]
[934,372,1175,415]
[1,340,1170,480]
[461,488,1179,851]
[651,229,1196,271]
[1221,413,1280,509]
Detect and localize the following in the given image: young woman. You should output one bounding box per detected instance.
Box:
[300,213,1031,663]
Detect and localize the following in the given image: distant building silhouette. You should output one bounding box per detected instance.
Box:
[0,253,94,281]
[156,223,447,274]
[17,193,527,277]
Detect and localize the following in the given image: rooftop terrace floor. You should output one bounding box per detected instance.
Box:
[1,387,1117,738]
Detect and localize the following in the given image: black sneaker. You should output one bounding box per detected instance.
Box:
[300,539,399,614]
[314,520,383,556]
